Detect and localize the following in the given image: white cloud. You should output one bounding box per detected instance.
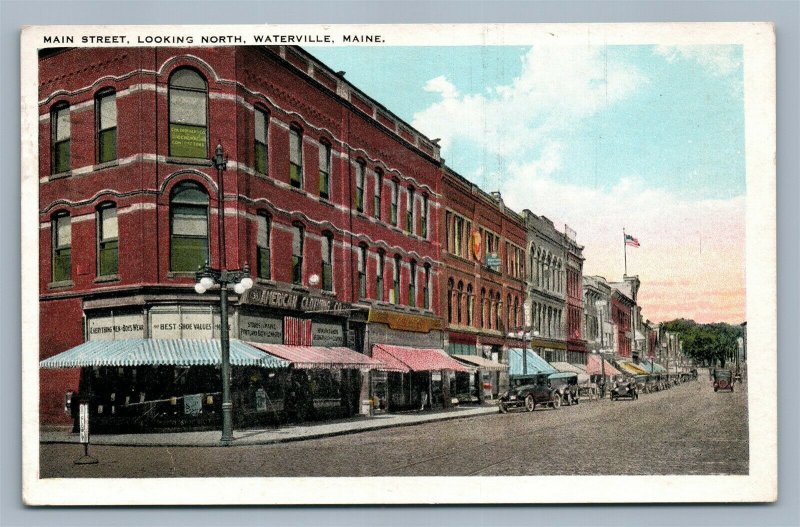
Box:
[654,45,742,77]
[412,45,647,160]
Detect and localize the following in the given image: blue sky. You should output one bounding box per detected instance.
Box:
[307,45,744,201]
[307,44,746,322]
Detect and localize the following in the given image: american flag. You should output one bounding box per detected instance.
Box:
[284,317,312,346]
[625,234,640,247]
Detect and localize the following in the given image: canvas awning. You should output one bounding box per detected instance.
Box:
[249,344,385,370]
[617,361,649,375]
[551,361,585,375]
[371,344,470,373]
[39,339,289,369]
[451,354,506,371]
[585,354,623,376]
[507,348,558,376]
[640,360,667,373]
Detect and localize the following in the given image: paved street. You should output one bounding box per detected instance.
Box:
[40,376,748,478]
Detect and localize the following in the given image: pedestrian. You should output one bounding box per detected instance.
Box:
[420,390,428,411]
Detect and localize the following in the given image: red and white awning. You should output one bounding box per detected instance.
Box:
[371,344,470,373]
[249,344,384,370]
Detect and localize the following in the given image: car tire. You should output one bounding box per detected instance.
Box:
[566,393,573,406]
[612,395,618,401]
[714,386,718,392]
[499,403,508,414]
[574,395,580,405]
[525,395,535,412]
[551,393,561,410]
[730,385,734,392]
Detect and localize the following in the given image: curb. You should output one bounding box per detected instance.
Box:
[41,406,499,448]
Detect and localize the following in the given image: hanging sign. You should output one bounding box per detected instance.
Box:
[79,403,89,444]
[312,322,345,346]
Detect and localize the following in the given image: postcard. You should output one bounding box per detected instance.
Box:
[21,22,776,505]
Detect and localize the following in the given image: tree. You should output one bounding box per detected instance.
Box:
[661,319,744,367]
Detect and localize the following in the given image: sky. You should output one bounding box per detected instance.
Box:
[308,44,746,324]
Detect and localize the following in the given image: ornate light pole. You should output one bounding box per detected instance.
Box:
[194,143,254,446]
[595,300,607,398]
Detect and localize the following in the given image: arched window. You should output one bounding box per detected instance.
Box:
[321,232,333,291]
[507,293,513,330]
[51,102,70,174]
[480,288,486,328]
[447,278,454,323]
[513,296,519,329]
[420,194,429,239]
[423,263,431,309]
[456,281,464,324]
[374,169,383,220]
[96,202,118,277]
[392,255,401,304]
[495,292,502,331]
[254,107,269,175]
[466,284,474,326]
[170,182,209,272]
[358,243,368,298]
[488,291,495,330]
[51,211,71,282]
[256,212,271,280]
[169,69,207,158]
[95,89,117,163]
[406,186,415,234]
[291,222,304,284]
[376,250,385,302]
[355,159,366,213]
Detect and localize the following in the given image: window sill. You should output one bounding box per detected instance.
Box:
[320,289,336,297]
[48,280,74,290]
[49,171,72,180]
[93,160,119,171]
[291,285,309,293]
[256,278,276,286]
[318,198,335,209]
[167,271,199,278]
[94,274,121,284]
[166,157,213,167]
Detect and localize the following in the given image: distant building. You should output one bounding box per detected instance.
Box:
[564,227,587,361]
[583,275,613,354]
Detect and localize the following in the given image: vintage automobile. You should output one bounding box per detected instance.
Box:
[611,379,639,400]
[713,369,735,392]
[548,372,580,405]
[633,374,651,394]
[498,374,562,413]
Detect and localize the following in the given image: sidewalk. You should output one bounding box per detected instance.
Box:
[40,404,499,447]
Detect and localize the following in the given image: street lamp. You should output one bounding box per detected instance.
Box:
[595,300,608,397]
[193,142,255,446]
[195,263,253,445]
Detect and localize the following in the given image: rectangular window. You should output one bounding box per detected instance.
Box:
[96,92,117,164]
[454,216,463,256]
[358,245,367,298]
[97,206,118,276]
[390,180,398,225]
[423,265,430,309]
[445,211,452,252]
[374,172,382,220]
[392,257,401,304]
[169,87,207,159]
[292,224,304,285]
[318,142,331,199]
[52,214,71,282]
[421,195,428,239]
[257,213,271,280]
[321,235,333,291]
[376,252,384,302]
[289,128,303,188]
[51,105,70,174]
[406,188,414,233]
[170,204,208,272]
[254,109,268,175]
[408,262,417,307]
[355,161,365,213]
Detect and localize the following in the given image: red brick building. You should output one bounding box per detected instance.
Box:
[38,46,445,425]
[441,169,527,397]
[611,290,633,358]
[564,230,588,361]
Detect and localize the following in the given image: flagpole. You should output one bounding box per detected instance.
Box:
[623,228,627,276]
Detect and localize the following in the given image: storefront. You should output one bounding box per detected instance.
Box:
[530,337,568,364]
[450,353,506,403]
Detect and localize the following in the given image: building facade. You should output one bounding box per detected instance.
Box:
[564,227,587,362]
[522,211,567,363]
[38,45,445,424]
[441,172,527,397]
[610,289,634,358]
[582,275,614,355]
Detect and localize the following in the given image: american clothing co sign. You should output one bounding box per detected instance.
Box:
[243,285,351,316]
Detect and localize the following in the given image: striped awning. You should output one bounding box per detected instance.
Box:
[451,354,506,372]
[551,361,586,375]
[249,344,385,370]
[507,348,558,376]
[584,354,623,376]
[640,360,667,373]
[39,339,289,369]
[371,344,470,373]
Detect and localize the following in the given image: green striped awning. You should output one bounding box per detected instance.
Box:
[39,339,290,369]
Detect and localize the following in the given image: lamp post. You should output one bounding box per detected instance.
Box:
[595,300,607,397]
[193,143,255,446]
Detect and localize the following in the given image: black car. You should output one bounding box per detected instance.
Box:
[548,372,580,405]
[611,379,638,400]
[498,374,562,413]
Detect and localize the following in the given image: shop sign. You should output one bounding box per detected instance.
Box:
[87,313,145,341]
[485,253,501,272]
[431,372,442,382]
[367,309,443,333]
[149,307,235,340]
[244,285,351,316]
[79,403,89,444]
[183,394,202,416]
[311,322,344,347]
[239,315,283,343]
[255,388,267,412]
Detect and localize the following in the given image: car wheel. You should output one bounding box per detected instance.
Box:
[499,403,508,414]
[525,395,535,412]
[574,395,580,405]
[566,393,573,406]
[551,393,561,410]
[612,395,618,401]
[714,386,718,392]
[730,385,734,392]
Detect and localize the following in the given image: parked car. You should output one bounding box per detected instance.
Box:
[633,374,650,394]
[498,374,562,413]
[548,372,580,405]
[611,379,638,400]
[712,369,735,392]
